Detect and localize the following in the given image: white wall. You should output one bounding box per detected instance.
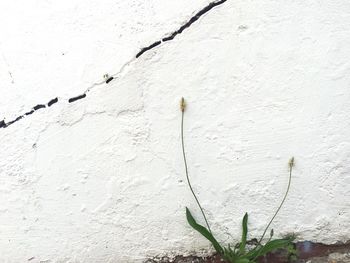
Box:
[1,0,350,262]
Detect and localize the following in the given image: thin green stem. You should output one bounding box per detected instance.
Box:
[257,163,293,246]
[181,110,212,233]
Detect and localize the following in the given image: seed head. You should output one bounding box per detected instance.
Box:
[288,157,294,168]
[180,97,186,112]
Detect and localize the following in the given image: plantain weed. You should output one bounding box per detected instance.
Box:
[180,97,296,263]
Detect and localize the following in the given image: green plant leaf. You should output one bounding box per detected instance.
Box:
[223,247,234,262]
[252,238,292,259]
[236,259,251,263]
[239,212,248,254]
[186,207,223,255]
[244,246,260,260]
[223,244,240,262]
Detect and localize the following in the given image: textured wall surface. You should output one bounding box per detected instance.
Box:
[1,0,350,262]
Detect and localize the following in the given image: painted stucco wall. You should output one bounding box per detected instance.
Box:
[1,0,350,262]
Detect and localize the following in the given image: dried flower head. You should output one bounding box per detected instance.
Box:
[288,157,294,169]
[180,97,186,112]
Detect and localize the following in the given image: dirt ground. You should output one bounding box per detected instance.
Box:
[145,241,350,263]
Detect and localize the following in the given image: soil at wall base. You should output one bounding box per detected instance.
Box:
[146,241,350,263]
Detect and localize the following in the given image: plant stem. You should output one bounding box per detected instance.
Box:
[181,108,212,233]
[257,160,294,245]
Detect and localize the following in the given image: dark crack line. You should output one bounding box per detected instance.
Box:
[137,0,227,57]
[0,0,227,129]
[68,94,86,103]
[136,41,162,58]
[48,97,58,107]
[105,76,114,84]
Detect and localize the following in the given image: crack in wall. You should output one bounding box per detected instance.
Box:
[47,98,58,107]
[0,0,227,129]
[136,0,227,57]
[68,94,86,103]
[105,77,114,84]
